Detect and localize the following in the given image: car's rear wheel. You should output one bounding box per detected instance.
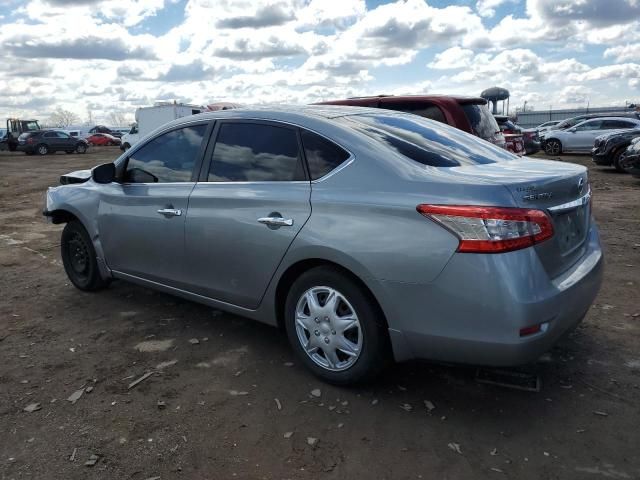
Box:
[612,148,626,172]
[76,143,87,154]
[284,266,389,384]
[61,221,109,291]
[37,144,49,155]
[544,139,562,156]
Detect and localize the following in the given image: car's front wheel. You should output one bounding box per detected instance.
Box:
[76,143,87,154]
[61,221,109,291]
[544,139,562,156]
[612,148,627,172]
[284,266,389,384]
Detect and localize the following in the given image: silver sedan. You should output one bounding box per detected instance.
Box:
[45,106,603,384]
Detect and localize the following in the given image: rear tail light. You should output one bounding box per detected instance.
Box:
[416,205,554,253]
[26,137,35,144]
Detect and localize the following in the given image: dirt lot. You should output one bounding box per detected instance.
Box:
[1,147,639,480]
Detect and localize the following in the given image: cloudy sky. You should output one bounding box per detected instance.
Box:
[1,0,639,124]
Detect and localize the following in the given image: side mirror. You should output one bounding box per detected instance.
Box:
[92,163,115,184]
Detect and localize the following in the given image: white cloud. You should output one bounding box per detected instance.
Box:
[476,0,518,18]
[604,43,640,63]
[428,47,475,69]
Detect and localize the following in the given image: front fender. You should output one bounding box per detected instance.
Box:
[45,184,112,279]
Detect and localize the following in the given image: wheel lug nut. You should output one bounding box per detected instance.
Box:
[324,337,330,344]
[331,330,336,335]
[314,317,319,323]
[324,317,329,321]
[314,330,320,336]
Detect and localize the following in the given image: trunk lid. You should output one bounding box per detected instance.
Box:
[447,158,591,278]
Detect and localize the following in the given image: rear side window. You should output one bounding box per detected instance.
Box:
[460,103,499,140]
[300,130,350,180]
[602,120,636,129]
[339,113,515,167]
[208,123,305,182]
[381,102,446,124]
[125,125,206,183]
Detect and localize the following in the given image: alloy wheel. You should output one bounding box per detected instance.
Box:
[545,140,560,155]
[294,286,362,371]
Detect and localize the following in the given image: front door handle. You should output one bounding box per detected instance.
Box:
[157,208,182,217]
[257,216,293,227]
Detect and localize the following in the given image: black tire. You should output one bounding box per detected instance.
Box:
[36,143,49,156]
[612,148,626,172]
[61,221,109,291]
[76,143,87,154]
[284,266,390,384]
[8,143,17,152]
[544,139,562,156]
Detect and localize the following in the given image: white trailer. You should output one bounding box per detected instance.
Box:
[120,103,204,150]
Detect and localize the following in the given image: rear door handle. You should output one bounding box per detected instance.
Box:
[157,208,182,217]
[257,216,293,227]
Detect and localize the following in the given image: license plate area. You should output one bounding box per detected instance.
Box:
[553,204,589,254]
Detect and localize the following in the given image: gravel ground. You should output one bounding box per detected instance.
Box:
[1,147,639,480]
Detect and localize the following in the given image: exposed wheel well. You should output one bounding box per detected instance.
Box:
[274,258,389,332]
[49,209,79,225]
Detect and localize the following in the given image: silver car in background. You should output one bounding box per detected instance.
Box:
[44,106,603,384]
[544,116,640,155]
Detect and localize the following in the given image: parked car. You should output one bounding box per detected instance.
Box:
[44,106,603,384]
[86,133,121,146]
[17,130,88,155]
[316,95,507,150]
[89,125,123,138]
[494,115,525,156]
[536,120,561,133]
[544,117,640,155]
[592,130,640,171]
[620,137,640,178]
[543,112,640,136]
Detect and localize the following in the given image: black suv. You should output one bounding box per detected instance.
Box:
[592,130,640,171]
[17,130,88,155]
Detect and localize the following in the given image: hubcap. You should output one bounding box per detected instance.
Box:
[39,146,46,154]
[547,141,559,155]
[294,286,362,371]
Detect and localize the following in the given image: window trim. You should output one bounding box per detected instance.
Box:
[119,120,214,186]
[199,119,309,184]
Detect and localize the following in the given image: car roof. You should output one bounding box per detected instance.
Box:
[165,104,403,126]
[317,94,487,105]
[576,116,640,123]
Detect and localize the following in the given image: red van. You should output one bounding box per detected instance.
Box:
[316,95,506,150]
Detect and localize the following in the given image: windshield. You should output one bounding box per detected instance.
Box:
[338,113,516,168]
[461,103,500,140]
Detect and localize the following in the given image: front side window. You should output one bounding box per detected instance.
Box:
[125,124,206,183]
[44,132,56,138]
[301,130,350,180]
[575,120,602,131]
[208,123,304,182]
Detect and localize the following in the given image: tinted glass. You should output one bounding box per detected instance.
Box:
[208,123,304,182]
[575,120,602,131]
[461,103,499,140]
[339,113,515,167]
[43,132,56,138]
[126,125,206,183]
[603,120,635,129]
[301,130,350,180]
[56,132,70,138]
[382,102,446,124]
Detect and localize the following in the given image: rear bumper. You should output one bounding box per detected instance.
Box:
[380,223,604,365]
[16,145,35,153]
